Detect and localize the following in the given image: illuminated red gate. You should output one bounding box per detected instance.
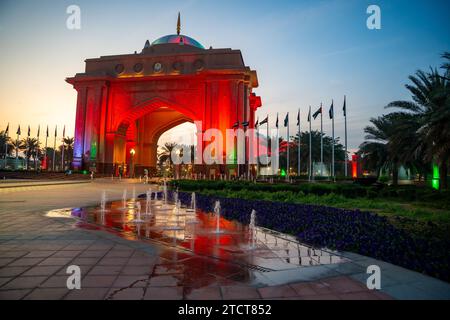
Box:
[67,25,261,176]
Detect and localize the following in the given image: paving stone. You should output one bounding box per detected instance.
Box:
[64,288,109,300]
[143,287,183,300]
[8,257,45,267]
[0,266,30,277]
[24,288,69,300]
[38,257,74,266]
[148,275,180,287]
[22,265,62,276]
[220,286,261,300]
[1,276,47,289]
[82,275,117,288]
[113,276,148,288]
[98,257,128,266]
[107,287,145,300]
[0,289,32,300]
[258,284,298,299]
[185,286,222,300]
[88,265,123,276]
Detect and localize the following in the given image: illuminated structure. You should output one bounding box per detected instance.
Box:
[67,15,261,176]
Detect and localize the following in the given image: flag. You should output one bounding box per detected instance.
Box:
[5,123,8,135]
[46,125,49,137]
[329,101,334,119]
[297,111,300,126]
[232,120,239,128]
[284,113,289,127]
[307,108,311,122]
[63,125,65,137]
[37,125,40,138]
[27,125,31,137]
[260,116,268,125]
[54,125,57,137]
[343,96,347,117]
[242,121,249,127]
[312,106,322,120]
[254,118,259,127]
[16,125,21,135]
[275,113,279,128]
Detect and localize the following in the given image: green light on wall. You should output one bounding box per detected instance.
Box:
[280,168,286,177]
[432,163,439,190]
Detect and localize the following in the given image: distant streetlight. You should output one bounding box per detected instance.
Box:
[130,148,136,178]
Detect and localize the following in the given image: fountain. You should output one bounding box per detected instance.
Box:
[144,189,152,216]
[213,200,223,234]
[249,209,257,249]
[100,190,107,212]
[121,189,127,209]
[187,192,196,212]
[132,201,144,223]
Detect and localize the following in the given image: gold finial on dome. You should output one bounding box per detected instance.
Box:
[176,12,181,35]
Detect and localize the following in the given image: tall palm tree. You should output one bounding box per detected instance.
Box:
[60,137,74,169]
[0,131,13,158]
[158,142,178,175]
[387,57,450,189]
[22,137,40,169]
[359,114,407,185]
[10,139,25,158]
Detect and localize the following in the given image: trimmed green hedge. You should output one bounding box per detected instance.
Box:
[169,179,450,207]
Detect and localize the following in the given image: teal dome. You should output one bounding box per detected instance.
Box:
[151,34,205,49]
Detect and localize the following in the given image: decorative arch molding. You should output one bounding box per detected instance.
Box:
[116,96,200,135]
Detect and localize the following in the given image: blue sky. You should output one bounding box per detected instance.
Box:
[0,0,449,151]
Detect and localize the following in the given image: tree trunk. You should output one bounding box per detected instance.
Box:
[392,164,399,186]
[440,157,448,190]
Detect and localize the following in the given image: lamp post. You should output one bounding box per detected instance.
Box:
[130,148,136,178]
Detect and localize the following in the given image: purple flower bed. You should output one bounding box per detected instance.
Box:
[165,191,449,282]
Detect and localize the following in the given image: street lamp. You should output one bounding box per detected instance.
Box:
[130,148,136,178]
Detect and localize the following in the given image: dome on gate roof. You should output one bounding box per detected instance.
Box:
[151,34,205,49]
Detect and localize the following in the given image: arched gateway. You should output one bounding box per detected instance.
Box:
[67,18,261,176]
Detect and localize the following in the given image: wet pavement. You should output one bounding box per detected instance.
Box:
[0,180,449,300]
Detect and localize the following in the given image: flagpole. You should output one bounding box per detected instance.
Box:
[344,95,348,177]
[331,100,335,180]
[320,103,323,177]
[61,126,65,171]
[297,109,301,178]
[309,106,312,182]
[15,126,20,170]
[35,125,39,171]
[25,127,29,171]
[52,126,57,171]
[286,113,289,182]
[3,124,8,169]
[44,126,48,171]
[276,113,279,178]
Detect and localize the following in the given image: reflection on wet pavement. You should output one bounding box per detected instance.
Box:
[49,197,348,289]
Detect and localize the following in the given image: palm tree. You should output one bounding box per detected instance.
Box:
[359,114,408,185]
[0,131,13,158]
[387,56,450,189]
[59,137,74,169]
[10,139,25,158]
[158,142,178,175]
[21,137,40,169]
[283,131,346,176]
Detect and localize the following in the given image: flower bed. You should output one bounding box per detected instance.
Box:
[173,191,450,282]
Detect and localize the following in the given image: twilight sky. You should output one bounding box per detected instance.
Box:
[0,0,449,152]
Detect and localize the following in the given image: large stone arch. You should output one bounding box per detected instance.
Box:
[67,35,261,176]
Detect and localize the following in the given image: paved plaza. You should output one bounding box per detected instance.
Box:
[0,180,449,300]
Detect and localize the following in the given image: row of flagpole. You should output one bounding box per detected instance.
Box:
[2,124,66,171]
[254,96,348,180]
